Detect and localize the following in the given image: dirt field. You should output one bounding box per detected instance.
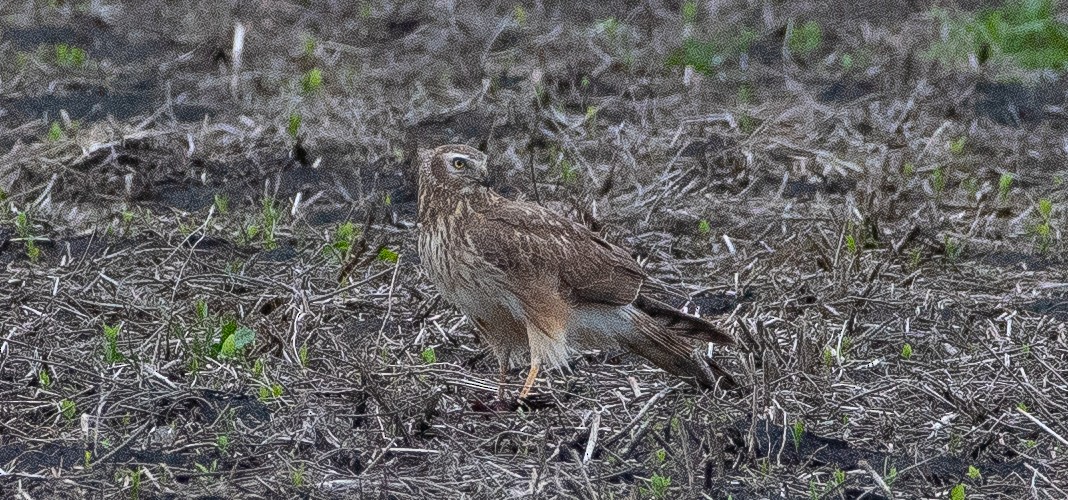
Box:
[1,1,1067,498]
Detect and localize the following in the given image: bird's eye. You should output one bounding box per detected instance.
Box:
[451,158,466,169]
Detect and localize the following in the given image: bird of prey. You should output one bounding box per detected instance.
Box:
[416,143,735,399]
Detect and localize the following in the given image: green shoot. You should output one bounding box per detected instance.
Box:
[682,0,697,24]
[901,343,913,359]
[377,247,399,263]
[950,483,965,500]
[60,399,76,420]
[54,43,87,68]
[47,121,64,141]
[420,346,437,364]
[949,136,966,155]
[300,68,323,94]
[698,219,711,235]
[513,4,527,26]
[103,324,123,363]
[788,21,822,57]
[792,420,805,452]
[998,173,1013,199]
[287,113,302,138]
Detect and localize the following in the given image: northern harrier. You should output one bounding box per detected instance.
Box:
[417,144,735,399]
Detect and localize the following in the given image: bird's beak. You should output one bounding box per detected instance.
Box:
[473,166,492,187]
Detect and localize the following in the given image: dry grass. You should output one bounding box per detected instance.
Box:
[1,0,1066,498]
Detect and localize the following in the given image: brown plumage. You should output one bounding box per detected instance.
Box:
[416,144,735,399]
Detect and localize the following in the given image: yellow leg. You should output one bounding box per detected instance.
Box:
[497,362,508,400]
[518,358,541,399]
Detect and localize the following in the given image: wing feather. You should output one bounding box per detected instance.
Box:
[468,201,644,306]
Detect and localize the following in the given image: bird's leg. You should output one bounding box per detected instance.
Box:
[518,357,541,399]
[497,361,508,400]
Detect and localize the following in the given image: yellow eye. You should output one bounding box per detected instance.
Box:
[452,158,466,169]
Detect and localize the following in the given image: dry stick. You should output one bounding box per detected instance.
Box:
[582,411,601,464]
[603,386,674,447]
[1023,462,1068,497]
[857,460,894,499]
[1017,408,1068,447]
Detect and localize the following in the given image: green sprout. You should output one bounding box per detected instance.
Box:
[950,483,965,500]
[845,234,857,254]
[258,383,284,401]
[512,4,527,26]
[949,136,967,155]
[54,43,87,68]
[1033,198,1055,251]
[788,21,822,57]
[967,465,981,480]
[47,121,64,141]
[682,0,697,24]
[654,448,667,463]
[932,167,947,195]
[901,343,913,359]
[60,399,77,420]
[998,173,1013,199]
[377,247,399,263]
[420,346,437,364]
[648,474,671,499]
[841,52,854,70]
[792,420,805,452]
[213,194,229,214]
[698,219,711,235]
[103,324,123,363]
[327,221,359,261]
[287,113,302,138]
[300,68,323,94]
[38,369,51,387]
[217,434,230,454]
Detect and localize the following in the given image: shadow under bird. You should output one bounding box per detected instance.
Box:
[416,144,736,399]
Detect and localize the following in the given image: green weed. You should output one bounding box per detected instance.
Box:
[47,121,64,141]
[287,113,302,138]
[513,4,527,26]
[788,21,823,57]
[1032,197,1055,251]
[950,483,966,500]
[15,211,40,262]
[792,420,805,452]
[967,465,981,479]
[949,136,967,155]
[54,43,87,68]
[646,474,671,499]
[932,167,947,195]
[103,324,123,363]
[377,247,399,263]
[698,219,711,235]
[214,319,255,358]
[60,399,76,420]
[901,343,913,359]
[38,369,51,387]
[326,221,359,261]
[300,68,323,94]
[998,173,1013,199]
[930,0,1068,72]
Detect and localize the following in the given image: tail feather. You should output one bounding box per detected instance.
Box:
[633,295,735,345]
[617,305,738,390]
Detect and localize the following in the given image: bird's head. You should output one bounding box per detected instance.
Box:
[418,144,491,193]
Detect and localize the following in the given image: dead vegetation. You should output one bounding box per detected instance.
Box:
[1,0,1067,498]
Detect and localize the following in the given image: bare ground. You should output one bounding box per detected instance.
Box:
[1,1,1067,498]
